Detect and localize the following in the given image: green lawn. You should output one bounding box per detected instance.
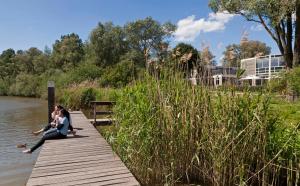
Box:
[270,95,300,125]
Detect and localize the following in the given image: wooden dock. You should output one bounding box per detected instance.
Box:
[26,111,139,186]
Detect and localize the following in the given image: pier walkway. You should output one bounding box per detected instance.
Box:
[26,111,139,186]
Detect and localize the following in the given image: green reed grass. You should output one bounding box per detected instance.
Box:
[104,72,300,185]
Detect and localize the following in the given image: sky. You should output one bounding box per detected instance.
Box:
[0,0,280,65]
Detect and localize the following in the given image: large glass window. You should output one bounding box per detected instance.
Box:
[271,57,279,67]
[256,60,263,68]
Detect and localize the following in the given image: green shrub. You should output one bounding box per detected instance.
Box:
[286,67,300,95]
[0,79,10,95]
[107,73,300,185]
[9,74,42,97]
[80,87,96,108]
[100,60,137,87]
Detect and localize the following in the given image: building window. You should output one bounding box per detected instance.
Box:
[216,77,219,85]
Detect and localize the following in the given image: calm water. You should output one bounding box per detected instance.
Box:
[0,97,47,186]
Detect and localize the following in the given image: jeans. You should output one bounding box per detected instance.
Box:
[30,130,66,152]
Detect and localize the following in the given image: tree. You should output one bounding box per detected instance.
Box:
[89,22,128,67]
[15,47,45,74]
[172,43,199,72]
[52,33,84,70]
[0,49,17,80]
[209,0,299,69]
[125,17,175,68]
[223,40,271,67]
[200,46,216,65]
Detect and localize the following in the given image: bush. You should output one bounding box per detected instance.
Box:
[286,67,300,95]
[9,74,42,97]
[0,79,10,95]
[108,73,300,185]
[80,87,96,108]
[100,60,137,87]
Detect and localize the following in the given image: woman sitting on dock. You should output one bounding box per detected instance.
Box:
[23,109,70,153]
[33,105,76,136]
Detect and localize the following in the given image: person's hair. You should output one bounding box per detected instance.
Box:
[56,105,64,110]
[60,109,71,123]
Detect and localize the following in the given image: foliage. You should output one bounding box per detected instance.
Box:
[100,59,137,88]
[63,63,102,86]
[200,46,215,65]
[268,77,287,95]
[106,73,300,185]
[268,67,300,95]
[80,88,96,108]
[172,43,199,72]
[0,18,176,97]
[89,22,128,67]
[209,0,298,68]
[9,74,42,97]
[285,67,300,95]
[125,17,175,67]
[52,33,84,70]
[0,48,17,79]
[222,40,271,67]
[0,79,10,95]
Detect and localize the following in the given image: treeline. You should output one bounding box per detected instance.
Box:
[0,17,176,97]
[0,16,272,97]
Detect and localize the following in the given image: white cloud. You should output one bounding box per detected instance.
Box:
[250,24,263,32]
[174,11,235,42]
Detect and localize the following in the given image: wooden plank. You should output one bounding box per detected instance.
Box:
[95,111,113,115]
[90,101,116,106]
[26,111,139,186]
[88,118,115,122]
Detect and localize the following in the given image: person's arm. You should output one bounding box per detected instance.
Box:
[51,111,56,120]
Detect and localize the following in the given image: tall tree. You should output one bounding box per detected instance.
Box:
[89,22,128,67]
[125,17,175,68]
[15,47,44,74]
[209,0,299,68]
[200,46,216,65]
[52,33,84,70]
[223,40,271,67]
[0,49,17,80]
[172,43,199,72]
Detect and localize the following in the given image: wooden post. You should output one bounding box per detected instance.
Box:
[48,81,55,124]
[93,103,96,124]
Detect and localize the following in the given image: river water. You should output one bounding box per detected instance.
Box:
[0,96,47,186]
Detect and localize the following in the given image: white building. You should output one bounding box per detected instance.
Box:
[240,55,286,86]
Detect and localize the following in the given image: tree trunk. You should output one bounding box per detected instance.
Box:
[286,14,293,65]
[294,1,300,67]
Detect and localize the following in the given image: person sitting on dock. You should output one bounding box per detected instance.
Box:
[23,109,70,154]
[32,105,76,136]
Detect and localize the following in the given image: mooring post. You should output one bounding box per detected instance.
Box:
[48,81,55,124]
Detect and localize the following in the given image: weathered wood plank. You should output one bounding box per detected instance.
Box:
[26,111,139,186]
[90,101,116,106]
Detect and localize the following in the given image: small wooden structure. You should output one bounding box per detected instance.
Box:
[26,111,139,186]
[90,101,116,125]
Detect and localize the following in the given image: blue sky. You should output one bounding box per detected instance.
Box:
[0,0,279,65]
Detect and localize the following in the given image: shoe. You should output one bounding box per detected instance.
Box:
[32,131,40,136]
[16,143,27,148]
[22,149,32,154]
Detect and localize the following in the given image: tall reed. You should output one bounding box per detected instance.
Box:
[108,72,300,185]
